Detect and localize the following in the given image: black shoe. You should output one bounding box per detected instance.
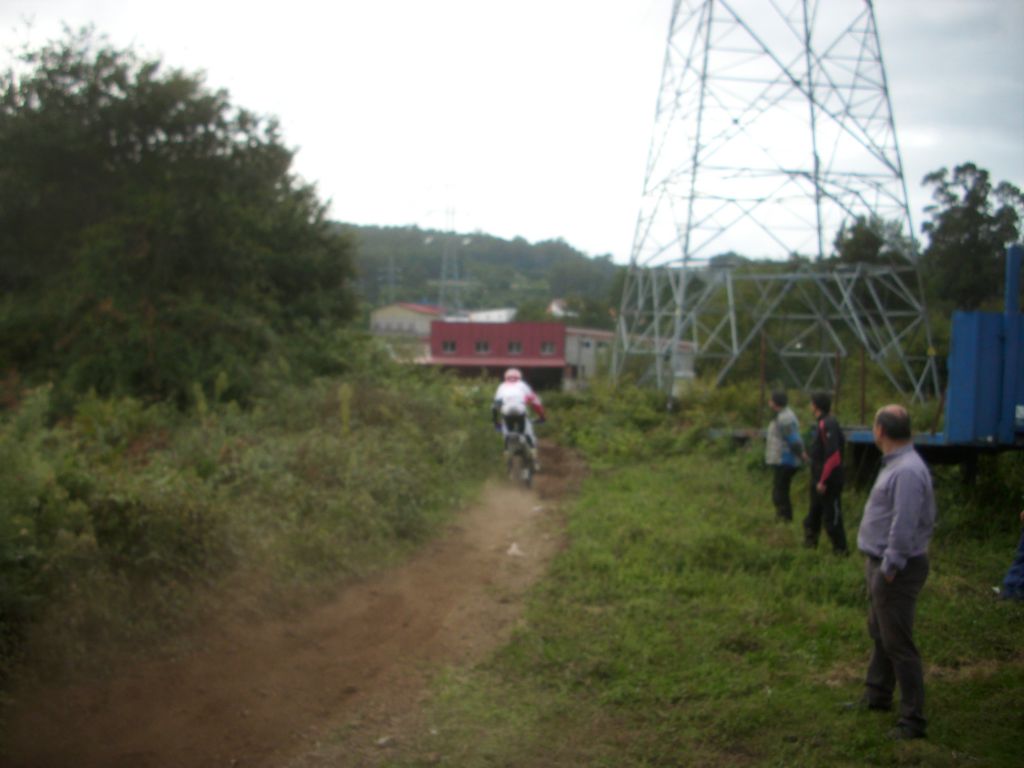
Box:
[888,725,926,740]
[841,697,892,713]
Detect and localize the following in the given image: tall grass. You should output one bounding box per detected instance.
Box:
[0,365,495,684]
[388,387,1023,768]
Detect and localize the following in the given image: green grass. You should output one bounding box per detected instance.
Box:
[388,447,1024,767]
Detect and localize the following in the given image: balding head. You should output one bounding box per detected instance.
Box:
[874,404,912,442]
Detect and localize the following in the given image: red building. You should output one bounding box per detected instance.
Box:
[426,321,567,388]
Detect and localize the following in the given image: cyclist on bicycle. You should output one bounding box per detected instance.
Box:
[492,368,546,468]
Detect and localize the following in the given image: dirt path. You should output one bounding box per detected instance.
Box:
[2,442,584,768]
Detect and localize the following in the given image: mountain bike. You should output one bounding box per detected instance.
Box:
[503,429,535,488]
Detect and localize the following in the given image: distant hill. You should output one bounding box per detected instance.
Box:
[337,223,623,328]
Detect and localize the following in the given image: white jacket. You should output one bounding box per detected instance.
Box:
[493,380,545,418]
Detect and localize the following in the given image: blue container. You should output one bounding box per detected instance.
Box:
[1003,311,1024,442]
[1003,244,1024,442]
[846,245,1023,452]
[945,312,1006,443]
[944,244,1024,446]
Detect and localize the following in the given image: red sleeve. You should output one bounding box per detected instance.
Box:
[526,391,546,419]
[818,419,842,484]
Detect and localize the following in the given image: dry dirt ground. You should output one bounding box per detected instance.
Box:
[2,441,585,768]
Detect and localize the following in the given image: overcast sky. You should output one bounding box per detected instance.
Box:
[2,0,1022,263]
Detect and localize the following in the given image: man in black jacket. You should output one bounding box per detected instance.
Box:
[802,392,849,555]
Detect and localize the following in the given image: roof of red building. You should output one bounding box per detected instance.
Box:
[423,356,564,368]
[396,303,444,315]
[566,326,615,340]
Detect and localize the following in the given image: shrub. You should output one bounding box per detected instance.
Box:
[0,363,495,683]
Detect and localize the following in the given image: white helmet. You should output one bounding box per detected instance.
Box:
[504,368,522,382]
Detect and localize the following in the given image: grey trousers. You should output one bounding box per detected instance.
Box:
[864,554,929,735]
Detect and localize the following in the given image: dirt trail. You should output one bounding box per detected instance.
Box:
[3,442,585,768]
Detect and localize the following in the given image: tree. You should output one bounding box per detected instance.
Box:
[832,215,917,265]
[0,29,356,404]
[514,299,550,323]
[563,296,615,330]
[919,163,1023,309]
[547,253,617,302]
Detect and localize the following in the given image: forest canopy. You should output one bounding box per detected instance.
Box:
[343,224,622,328]
[0,29,358,407]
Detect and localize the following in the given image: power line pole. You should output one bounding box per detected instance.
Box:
[437,206,464,316]
[614,0,939,401]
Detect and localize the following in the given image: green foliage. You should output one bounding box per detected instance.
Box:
[0,29,357,406]
[513,298,550,322]
[0,362,493,684]
[932,453,1024,542]
[544,381,681,469]
[344,224,622,321]
[547,380,769,469]
[832,214,918,264]
[919,162,1024,311]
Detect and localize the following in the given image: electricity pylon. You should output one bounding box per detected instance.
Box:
[613,0,939,401]
[437,206,465,316]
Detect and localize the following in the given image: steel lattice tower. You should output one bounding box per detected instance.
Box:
[437,207,465,316]
[614,0,939,401]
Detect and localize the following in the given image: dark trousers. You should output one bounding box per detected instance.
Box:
[864,555,929,735]
[804,483,848,553]
[502,414,534,447]
[771,465,798,521]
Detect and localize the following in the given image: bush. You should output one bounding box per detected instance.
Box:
[0,363,494,684]
[933,452,1024,542]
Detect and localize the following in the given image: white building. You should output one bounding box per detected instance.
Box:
[369,303,443,337]
[563,327,613,389]
[563,327,695,391]
[418,307,518,324]
[369,303,444,361]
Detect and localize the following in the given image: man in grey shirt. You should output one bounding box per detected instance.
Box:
[855,405,936,739]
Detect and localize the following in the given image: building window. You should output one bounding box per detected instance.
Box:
[541,341,556,356]
[442,340,456,353]
[475,340,490,354]
[582,339,592,349]
[508,341,523,354]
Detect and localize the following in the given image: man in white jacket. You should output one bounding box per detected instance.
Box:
[492,368,546,468]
